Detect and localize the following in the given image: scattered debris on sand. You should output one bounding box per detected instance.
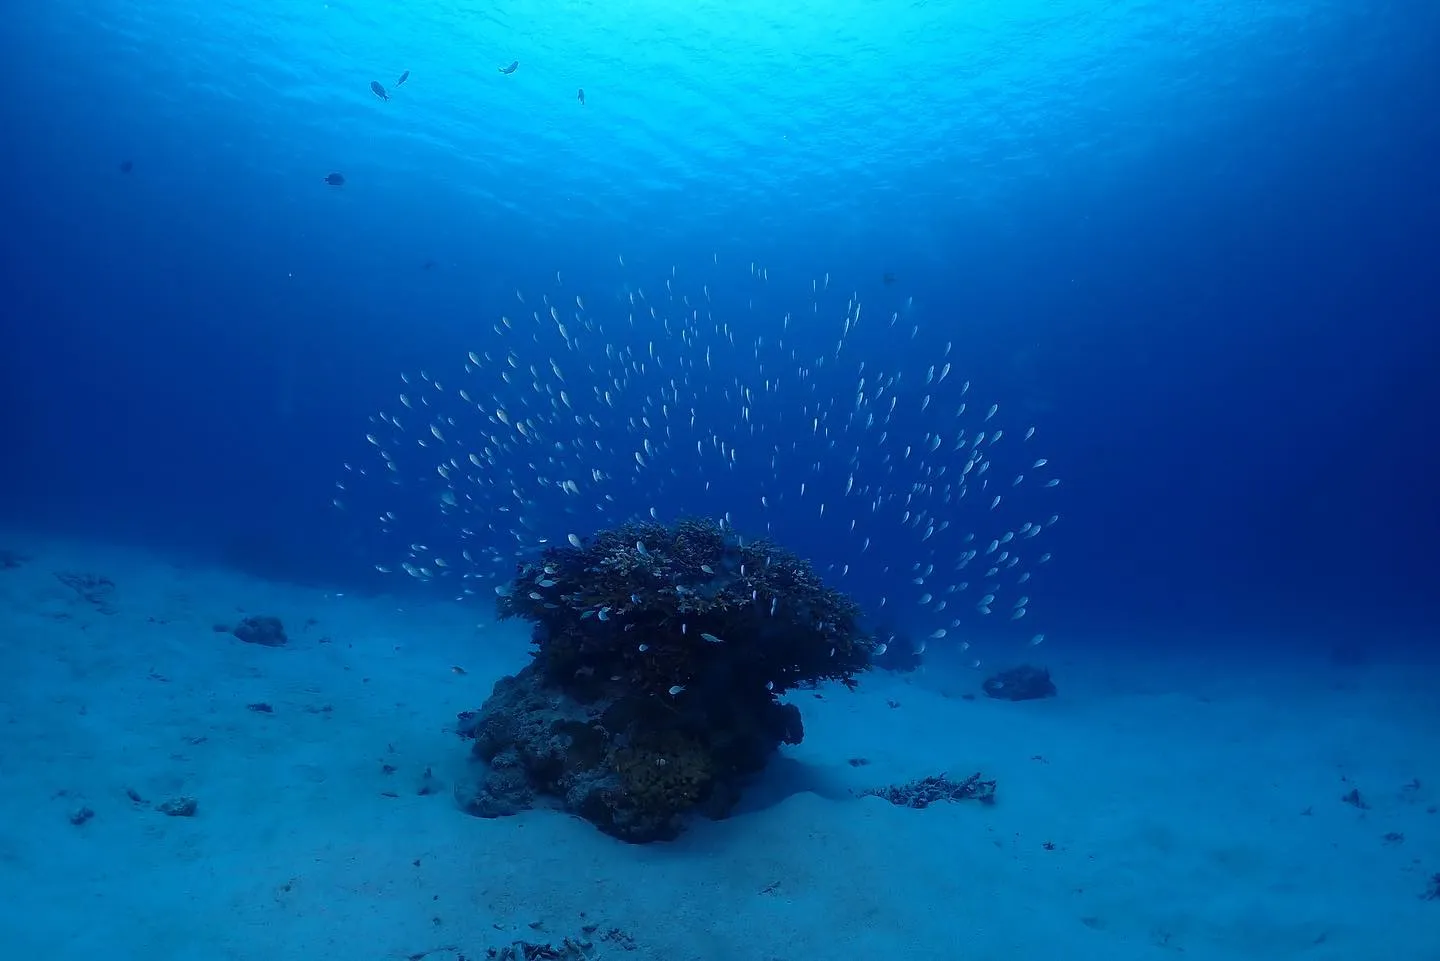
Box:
[861,772,996,808]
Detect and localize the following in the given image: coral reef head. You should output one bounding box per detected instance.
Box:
[461,517,877,841]
[497,517,876,701]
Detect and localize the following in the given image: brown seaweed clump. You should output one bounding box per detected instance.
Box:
[459,518,877,841]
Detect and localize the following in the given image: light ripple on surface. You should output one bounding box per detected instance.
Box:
[51,0,1362,246]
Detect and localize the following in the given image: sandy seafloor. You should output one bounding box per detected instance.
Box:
[1,535,1436,961]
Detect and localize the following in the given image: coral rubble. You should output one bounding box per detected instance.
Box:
[459,518,876,841]
[487,935,600,960]
[861,772,997,808]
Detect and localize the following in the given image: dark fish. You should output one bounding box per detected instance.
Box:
[577,88,585,105]
[499,60,518,75]
[883,272,897,285]
[323,172,346,186]
[119,160,133,174]
[396,70,410,86]
[370,80,389,100]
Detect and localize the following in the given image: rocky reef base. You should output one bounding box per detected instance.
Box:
[457,663,804,842]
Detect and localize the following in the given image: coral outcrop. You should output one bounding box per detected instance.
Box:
[458,518,875,841]
[231,615,288,647]
[872,626,925,672]
[981,664,1056,700]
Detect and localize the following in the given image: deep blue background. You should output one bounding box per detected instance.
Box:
[1,0,1436,648]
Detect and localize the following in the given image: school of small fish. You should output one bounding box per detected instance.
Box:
[335,259,1060,664]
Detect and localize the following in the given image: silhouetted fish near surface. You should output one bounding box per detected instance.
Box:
[396,70,409,86]
[499,60,518,74]
[119,160,133,174]
[883,272,897,285]
[370,80,389,100]
[577,88,585,105]
[323,172,345,186]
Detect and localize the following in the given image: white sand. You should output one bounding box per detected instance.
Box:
[1,535,1435,961]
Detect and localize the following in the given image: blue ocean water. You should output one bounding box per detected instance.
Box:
[3,1,1440,956]
[5,0,1435,644]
